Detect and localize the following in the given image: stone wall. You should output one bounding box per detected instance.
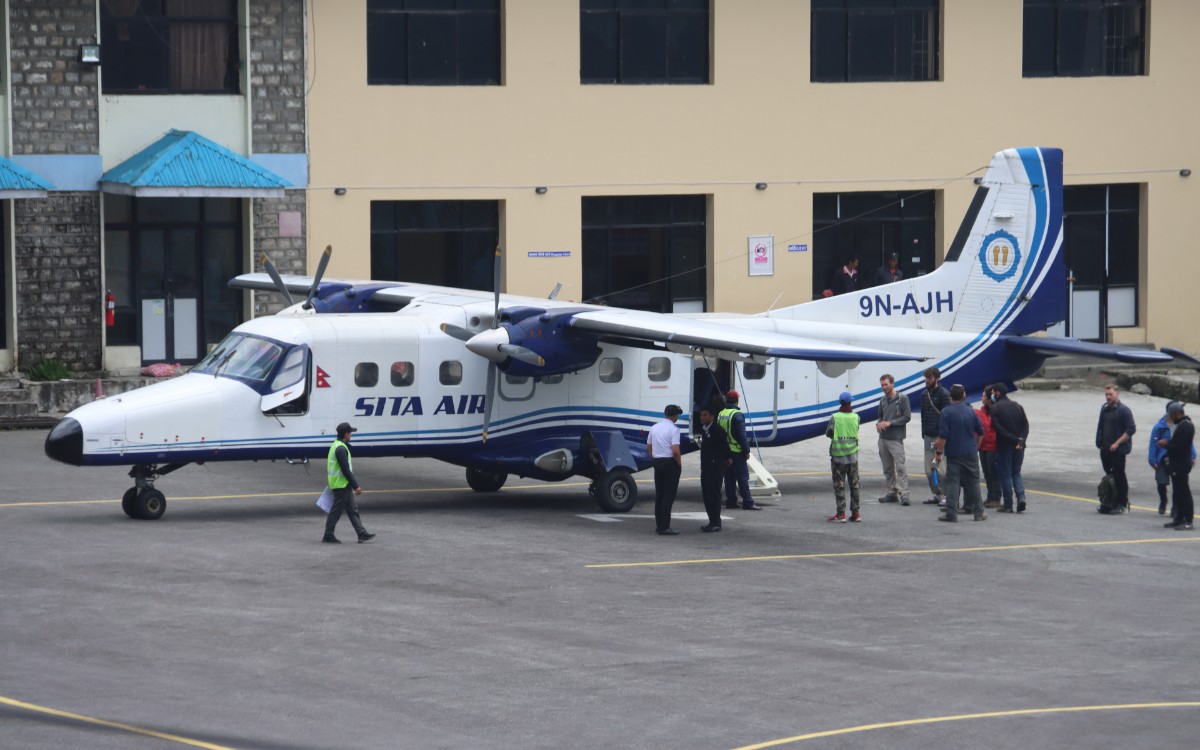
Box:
[252,190,308,316]
[14,194,103,372]
[8,0,99,155]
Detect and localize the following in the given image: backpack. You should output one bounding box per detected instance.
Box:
[1097,474,1119,511]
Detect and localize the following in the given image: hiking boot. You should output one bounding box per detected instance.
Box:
[847,513,861,522]
[900,498,911,506]
[937,514,957,522]
[999,506,1014,513]
[827,512,846,523]
[1017,500,1027,513]
[877,495,899,504]
[984,500,1000,509]
[974,513,988,521]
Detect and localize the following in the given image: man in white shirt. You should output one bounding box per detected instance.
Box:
[647,404,684,536]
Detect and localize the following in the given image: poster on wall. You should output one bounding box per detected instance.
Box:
[748,235,774,276]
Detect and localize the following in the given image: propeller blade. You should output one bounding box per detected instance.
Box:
[491,246,501,327]
[497,344,544,367]
[304,245,333,309]
[259,253,295,306]
[482,361,497,444]
[440,323,474,342]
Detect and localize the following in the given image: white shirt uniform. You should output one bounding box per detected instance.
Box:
[648,419,681,459]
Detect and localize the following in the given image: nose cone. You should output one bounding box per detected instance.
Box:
[466,327,511,362]
[45,417,83,466]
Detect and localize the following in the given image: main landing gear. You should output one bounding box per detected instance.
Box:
[122,463,187,520]
[465,467,508,493]
[589,468,638,513]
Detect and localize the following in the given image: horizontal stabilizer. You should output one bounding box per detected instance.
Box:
[567,309,921,363]
[1161,347,1200,369]
[1004,336,1174,364]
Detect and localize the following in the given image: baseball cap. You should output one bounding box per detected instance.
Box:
[725,389,740,404]
[664,404,683,417]
[336,422,358,435]
[1166,401,1186,414]
[839,390,853,404]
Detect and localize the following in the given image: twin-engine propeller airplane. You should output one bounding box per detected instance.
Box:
[46,147,1174,520]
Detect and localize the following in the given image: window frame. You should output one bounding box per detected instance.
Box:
[100,0,241,94]
[370,200,500,292]
[1022,0,1147,78]
[580,0,710,85]
[810,0,941,84]
[367,0,502,86]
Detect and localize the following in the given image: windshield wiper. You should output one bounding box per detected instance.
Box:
[212,348,237,379]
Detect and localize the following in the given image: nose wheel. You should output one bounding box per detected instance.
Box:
[122,463,186,520]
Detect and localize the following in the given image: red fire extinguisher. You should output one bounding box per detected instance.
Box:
[105,290,116,328]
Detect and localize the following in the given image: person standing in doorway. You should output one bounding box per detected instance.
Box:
[920,367,951,507]
[826,391,862,523]
[648,404,684,536]
[720,390,762,510]
[874,252,904,286]
[698,406,732,533]
[323,422,375,544]
[933,385,987,523]
[830,254,861,296]
[1096,384,1136,514]
[876,373,911,506]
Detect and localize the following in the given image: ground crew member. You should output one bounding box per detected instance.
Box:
[826,391,862,523]
[323,422,375,544]
[648,404,684,535]
[698,406,732,532]
[719,390,762,510]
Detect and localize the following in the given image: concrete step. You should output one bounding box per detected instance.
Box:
[0,377,23,391]
[0,401,38,419]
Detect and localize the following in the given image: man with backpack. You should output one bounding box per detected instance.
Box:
[1096,384,1137,514]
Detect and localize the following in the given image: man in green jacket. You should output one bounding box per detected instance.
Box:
[323,422,376,544]
[826,391,861,523]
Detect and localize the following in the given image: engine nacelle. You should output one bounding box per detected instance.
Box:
[500,308,601,378]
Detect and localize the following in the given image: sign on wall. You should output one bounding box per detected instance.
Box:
[748,235,774,276]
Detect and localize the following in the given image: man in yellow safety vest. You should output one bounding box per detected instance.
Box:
[825,391,862,523]
[323,422,375,544]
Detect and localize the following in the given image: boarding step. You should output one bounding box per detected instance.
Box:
[746,453,782,501]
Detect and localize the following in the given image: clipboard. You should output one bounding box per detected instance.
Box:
[316,487,334,513]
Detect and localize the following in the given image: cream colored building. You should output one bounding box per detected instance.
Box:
[304,1,1199,351]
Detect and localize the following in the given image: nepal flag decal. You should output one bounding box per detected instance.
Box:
[316,366,331,388]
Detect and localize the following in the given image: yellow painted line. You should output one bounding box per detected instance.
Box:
[586,537,1200,569]
[732,701,1200,749]
[1027,487,1158,513]
[0,694,239,750]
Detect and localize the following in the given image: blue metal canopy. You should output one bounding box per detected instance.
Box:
[101,129,290,198]
[0,156,54,197]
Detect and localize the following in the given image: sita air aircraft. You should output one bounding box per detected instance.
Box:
[46,147,1172,520]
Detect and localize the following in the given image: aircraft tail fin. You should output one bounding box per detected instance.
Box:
[771,147,1065,337]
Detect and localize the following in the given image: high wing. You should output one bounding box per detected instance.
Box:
[566,308,921,363]
[1003,335,1174,364]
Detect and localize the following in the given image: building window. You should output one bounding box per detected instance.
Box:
[371,201,499,291]
[811,190,936,300]
[355,363,379,387]
[582,195,706,313]
[104,196,243,362]
[1062,184,1140,340]
[391,361,415,386]
[367,0,501,85]
[811,0,940,83]
[580,0,709,84]
[100,0,240,94]
[1023,0,1145,77]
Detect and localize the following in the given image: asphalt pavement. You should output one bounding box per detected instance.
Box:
[1,386,1197,750]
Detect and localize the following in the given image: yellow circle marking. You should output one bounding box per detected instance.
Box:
[732,701,1200,749]
[586,537,1200,569]
[0,694,239,750]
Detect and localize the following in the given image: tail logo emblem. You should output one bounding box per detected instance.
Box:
[979,230,1021,283]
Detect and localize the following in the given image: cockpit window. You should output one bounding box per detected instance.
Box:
[193,333,286,385]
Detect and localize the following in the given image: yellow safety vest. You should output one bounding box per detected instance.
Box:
[718,408,743,454]
[830,411,860,457]
[327,439,352,489]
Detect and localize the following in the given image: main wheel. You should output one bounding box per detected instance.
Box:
[465,467,507,493]
[121,488,139,519]
[135,488,166,520]
[594,469,638,513]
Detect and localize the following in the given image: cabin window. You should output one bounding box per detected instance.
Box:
[647,356,671,382]
[598,357,623,383]
[440,360,463,385]
[505,373,529,385]
[541,373,564,384]
[367,0,501,85]
[355,363,379,387]
[742,362,766,380]
[811,0,940,83]
[391,361,415,387]
[580,0,710,84]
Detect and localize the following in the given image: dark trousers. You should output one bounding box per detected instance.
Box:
[1171,468,1193,524]
[943,454,984,519]
[653,459,681,532]
[325,486,366,538]
[700,463,724,526]
[1100,450,1129,507]
[724,454,752,507]
[979,450,999,501]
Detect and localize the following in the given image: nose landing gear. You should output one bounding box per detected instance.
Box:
[121,463,187,520]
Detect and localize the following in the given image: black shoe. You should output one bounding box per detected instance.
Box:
[937,514,957,522]
[1164,520,1182,528]
[999,506,1014,513]
[878,495,899,504]
[322,534,341,544]
[700,524,722,533]
[742,504,763,511]
[1176,523,1194,531]
[725,504,739,510]
[358,533,376,543]
[1017,501,1026,513]
[1158,500,1167,515]
[1110,506,1126,515]
[922,497,940,505]
[656,529,680,536]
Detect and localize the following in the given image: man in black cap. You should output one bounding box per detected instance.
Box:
[875,252,904,286]
[1158,401,1195,530]
[323,422,375,543]
[647,404,684,535]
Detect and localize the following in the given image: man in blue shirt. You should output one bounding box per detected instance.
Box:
[933,385,987,523]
